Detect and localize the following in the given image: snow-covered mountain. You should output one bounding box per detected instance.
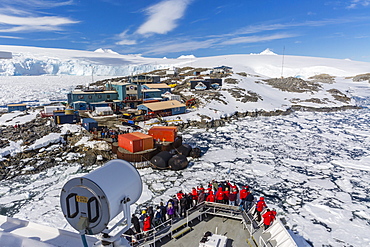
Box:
[0,45,369,78]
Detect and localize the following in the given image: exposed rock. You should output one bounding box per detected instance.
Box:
[224,78,239,84]
[327,89,351,103]
[351,73,370,82]
[309,74,335,84]
[262,77,322,93]
[79,150,97,166]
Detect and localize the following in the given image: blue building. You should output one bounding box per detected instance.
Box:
[7,104,27,112]
[108,82,141,101]
[71,101,88,111]
[137,100,186,116]
[67,90,118,105]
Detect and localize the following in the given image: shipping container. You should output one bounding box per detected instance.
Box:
[148,126,178,142]
[53,114,75,124]
[118,133,143,153]
[45,105,65,115]
[130,132,154,150]
[82,118,98,131]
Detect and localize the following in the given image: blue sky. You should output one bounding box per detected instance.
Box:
[0,0,370,61]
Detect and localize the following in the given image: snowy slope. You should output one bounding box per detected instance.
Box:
[0,45,369,77]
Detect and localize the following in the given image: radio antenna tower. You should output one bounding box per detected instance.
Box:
[281,46,285,79]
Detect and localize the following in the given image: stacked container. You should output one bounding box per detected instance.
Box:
[148,126,178,142]
[118,133,143,153]
[130,132,154,150]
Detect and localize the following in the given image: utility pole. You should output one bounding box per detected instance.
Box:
[281,46,285,79]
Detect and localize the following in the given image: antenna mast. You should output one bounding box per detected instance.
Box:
[281,46,285,79]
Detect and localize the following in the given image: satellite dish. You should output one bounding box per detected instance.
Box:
[60,159,142,245]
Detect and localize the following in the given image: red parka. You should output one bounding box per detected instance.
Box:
[215,188,224,201]
[143,215,151,231]
[177,191,184,200]
[240,188,248,200]
[262,211,273,226]
[191,188,198,200]
[256,197,267,212]
[206,191,215,202]
[263,210,276,226]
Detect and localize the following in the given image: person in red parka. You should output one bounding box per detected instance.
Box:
[239,186,249,208]
[254,197,267,222]
[206,190,215,202]
[197,185,204,195]
[215,187,224,203]
[223,187,230,204]
[142,214,151,232]
[262,209,277,230]
[177,190,184,200]
[206,185,212,196]
[191,187,198,205]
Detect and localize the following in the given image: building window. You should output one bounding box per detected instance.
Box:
[126,87,130,90]
[107,95,110,98]
[88,95,92,99]
[134,87,137,90]
[98,95,102,99]
[78,95,84,99]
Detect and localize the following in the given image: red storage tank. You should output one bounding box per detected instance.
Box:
[118,133,143,153]
[131,132,154,150]
[148,126,178,142]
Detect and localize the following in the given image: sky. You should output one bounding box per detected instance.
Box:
[0,0,370,62]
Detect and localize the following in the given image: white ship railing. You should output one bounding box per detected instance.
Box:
[121,201,298,247]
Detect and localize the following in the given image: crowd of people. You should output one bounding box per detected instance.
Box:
[130,180,278,237]
[89,127,131,142]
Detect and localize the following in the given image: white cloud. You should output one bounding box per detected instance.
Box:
[115,29,137,46]
[0,13,79,32]
[231,17,369,38]
[0,1,77,33]
[0,0,74,9]
[0,35,22,39]
[346,0,370,9]
[136,0,192,35]
[116,39,137,45]
[221,33,298,45]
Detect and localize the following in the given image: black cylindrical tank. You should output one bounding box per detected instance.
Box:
[173,135,183,148]
[168,154,188,171]
[176,144,192,157]
[189,147,201,158]
[150,151,172,169]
